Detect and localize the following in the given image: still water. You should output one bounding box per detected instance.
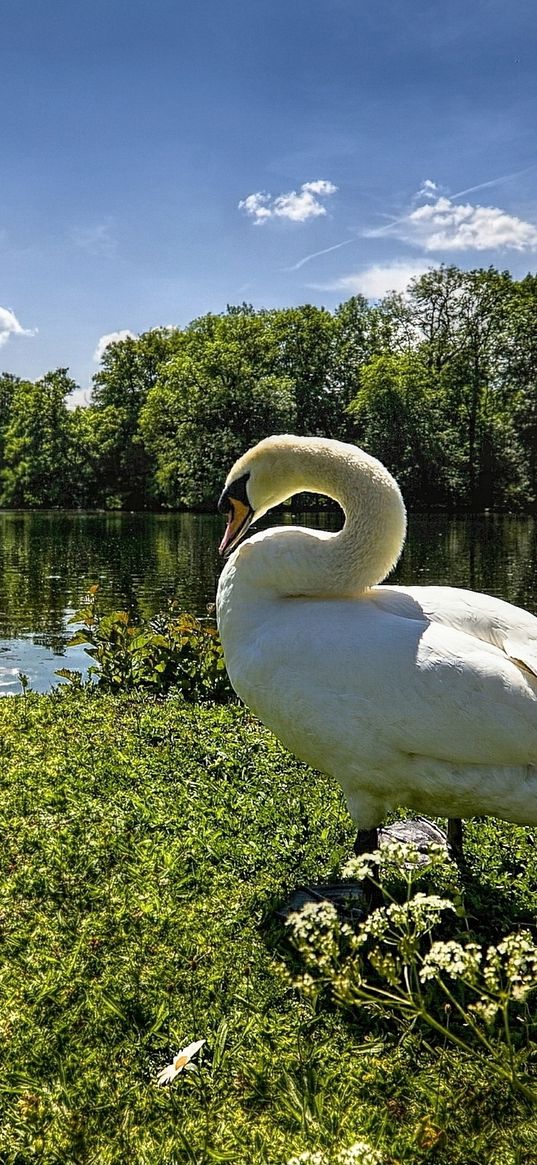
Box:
[1,509,537,695]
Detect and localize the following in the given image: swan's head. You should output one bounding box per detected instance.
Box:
[218,435,300,557]
[218,434,407,591]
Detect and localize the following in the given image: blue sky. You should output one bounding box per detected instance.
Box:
[1,0,537,403]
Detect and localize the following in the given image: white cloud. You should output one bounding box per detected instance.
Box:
[415,178,442,201]
[238,192,273,222]
[311,259,436,299]
[239,180,337,224]
[93,330,136,363]
[0,306,37,349]
[71,222,117,256]
[367,191,537,253]
[301,180,338,196]
[408,197,537,251]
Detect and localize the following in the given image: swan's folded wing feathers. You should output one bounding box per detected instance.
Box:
[242,605,537,773]
[503,638,537,678]
[397,584,537,681]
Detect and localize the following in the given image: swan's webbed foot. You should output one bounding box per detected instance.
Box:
[276,825,380,921]
[281,817,464,922]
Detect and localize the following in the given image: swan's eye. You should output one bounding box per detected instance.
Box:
[217,491,232,516]
[217,472,251,516]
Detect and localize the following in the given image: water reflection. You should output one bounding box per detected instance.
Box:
[396,514,537,610]
[0,509,536,694]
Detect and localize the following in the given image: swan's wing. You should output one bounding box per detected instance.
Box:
[378,585,537,680]
[502,638,537,678]
[240,599,537,773]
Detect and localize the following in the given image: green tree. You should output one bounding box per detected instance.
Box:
[505,274,537,505]
[0,374,21,467]
[348,352,452,505]
[0,370,76,507]
[407,266,520,508]
[269,304,344,436]
[141,313,296,507]
[90,329,182,508]
[332,295,395,417]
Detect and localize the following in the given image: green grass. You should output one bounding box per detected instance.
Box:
[0,688,536,1164]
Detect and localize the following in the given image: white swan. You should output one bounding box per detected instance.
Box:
[216,435,537,864]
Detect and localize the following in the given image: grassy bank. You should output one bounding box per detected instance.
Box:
[0,689,536,1164]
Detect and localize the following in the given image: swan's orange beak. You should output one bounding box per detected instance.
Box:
[218,496,254,557]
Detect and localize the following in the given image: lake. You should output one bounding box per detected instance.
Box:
[1,509,536,694]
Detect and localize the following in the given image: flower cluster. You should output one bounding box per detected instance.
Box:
[356,894,455,948]
[342,840,451,884]
[286,841,537,1103]
[286,901,353,974]
[420,940,482,984]
[496,931,537,1000]
[287,1140,382,1165]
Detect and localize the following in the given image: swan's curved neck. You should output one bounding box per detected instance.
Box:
[233,442,407,598]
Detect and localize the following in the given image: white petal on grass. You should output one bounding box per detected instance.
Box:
[156,1038,205,1086]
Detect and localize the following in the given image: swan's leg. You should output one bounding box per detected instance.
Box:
[447,817,464,861]
[353,826,379,855]
[353,826,383,910]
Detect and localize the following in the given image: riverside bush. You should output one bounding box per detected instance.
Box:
[57,584,234,700]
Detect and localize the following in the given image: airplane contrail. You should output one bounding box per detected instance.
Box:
[452,162,537,200]
[285,237,356,271]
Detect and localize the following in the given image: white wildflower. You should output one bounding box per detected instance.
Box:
[287,1141,382,1165]
[381,839,450,872]
[355,906,391,942]
[368,948,401,986]
[287,1142,382,1165]
[341,853,379,881]
[286,900,343,971]
[379,839,424,868]
[420,940,482,983]
[483,945,502,992]
[497,931,537,1001]
[469,997,501,1027]
[339,1141,383,1164]
[287,900,339,935]
[156,1038,205,1085]
[287,1152,325,1165]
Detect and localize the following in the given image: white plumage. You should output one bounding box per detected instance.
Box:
[216,435,537,835]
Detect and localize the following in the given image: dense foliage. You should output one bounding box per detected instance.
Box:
[3,264,537,511]
[1,688,536,1162]
[58,585,233,700]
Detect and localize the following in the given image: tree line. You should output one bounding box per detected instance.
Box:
[2,263,537,512]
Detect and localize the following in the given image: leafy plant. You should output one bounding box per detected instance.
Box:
[287,842,537,1105]
[58,584,234,700]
